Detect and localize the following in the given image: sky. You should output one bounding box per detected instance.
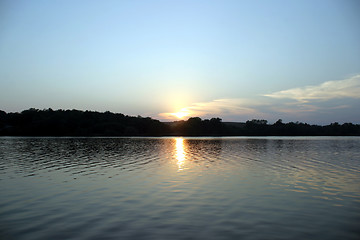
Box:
[0,0,359,124]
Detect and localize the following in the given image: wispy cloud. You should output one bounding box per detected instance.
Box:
[158,75,360,123]
[264,75,360,102]
[159,98,264,121]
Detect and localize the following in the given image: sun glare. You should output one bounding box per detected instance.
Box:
[172,111,189,119]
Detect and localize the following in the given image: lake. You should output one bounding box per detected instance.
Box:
[0,137,359,240]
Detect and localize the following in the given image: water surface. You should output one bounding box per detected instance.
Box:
[0,137,359,240]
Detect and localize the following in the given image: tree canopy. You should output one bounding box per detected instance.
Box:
[0,109,359,136]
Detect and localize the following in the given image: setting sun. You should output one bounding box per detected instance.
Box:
[169,107,190,119]
[171,111,189,119]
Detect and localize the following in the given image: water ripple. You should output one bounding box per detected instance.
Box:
[0,137,360,240]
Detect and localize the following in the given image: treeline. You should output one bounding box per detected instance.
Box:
[0,108,167,136]
[0,108,360,136]
[224,119,360,136]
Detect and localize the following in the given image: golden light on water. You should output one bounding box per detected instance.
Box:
[175,137,186,171]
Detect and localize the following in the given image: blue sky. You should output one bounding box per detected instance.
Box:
[0,0,359,124]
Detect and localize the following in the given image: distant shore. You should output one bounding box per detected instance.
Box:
[1,108,360,136]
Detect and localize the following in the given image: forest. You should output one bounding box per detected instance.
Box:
[0,108,359,136]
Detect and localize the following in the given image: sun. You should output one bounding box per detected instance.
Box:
[170,109,190,119]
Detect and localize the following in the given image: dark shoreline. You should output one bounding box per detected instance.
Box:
[1,108,360,137]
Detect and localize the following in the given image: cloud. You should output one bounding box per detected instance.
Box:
[158,75,360,123]
[159,98,264,121]
[264,75,360,102]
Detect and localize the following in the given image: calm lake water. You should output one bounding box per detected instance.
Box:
[0,137,359,240]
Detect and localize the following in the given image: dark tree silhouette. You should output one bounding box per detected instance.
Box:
[0,108,359,136]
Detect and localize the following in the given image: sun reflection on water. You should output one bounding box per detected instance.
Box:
[175,137,186,171]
